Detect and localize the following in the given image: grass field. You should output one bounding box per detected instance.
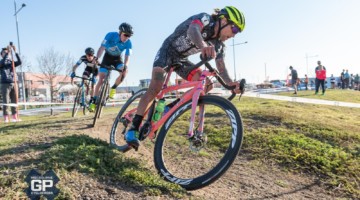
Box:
[0,89,359,199]
[277,88,360,103]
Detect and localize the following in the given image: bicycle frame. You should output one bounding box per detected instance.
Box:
[124,67,217,141]
[75,76,93,106]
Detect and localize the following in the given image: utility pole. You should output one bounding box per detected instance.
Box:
[230,39,247,81]
[13,0,27,109]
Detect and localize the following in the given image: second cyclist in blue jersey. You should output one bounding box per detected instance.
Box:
[125,6,246,150]
[91,23,133,110]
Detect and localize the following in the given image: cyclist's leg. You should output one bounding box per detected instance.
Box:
[109,63,127,99]
[94,71,105,98]
[114,65,127,86]
[126,66,166,148]
[125,47,171,148]
[89,67,98,102]
[82,67,92,95]
[175,59,214,93]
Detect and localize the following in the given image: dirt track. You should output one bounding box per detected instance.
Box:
[69,112,336,200]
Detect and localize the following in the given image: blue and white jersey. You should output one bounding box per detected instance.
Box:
[101,32,132,57]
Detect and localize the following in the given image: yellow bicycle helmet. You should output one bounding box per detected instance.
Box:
[219,6,245,32]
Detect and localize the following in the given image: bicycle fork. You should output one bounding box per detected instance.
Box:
[188,83,206,138]
[81,83,86,106]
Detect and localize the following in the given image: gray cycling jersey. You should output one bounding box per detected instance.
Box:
[153,13,226,80]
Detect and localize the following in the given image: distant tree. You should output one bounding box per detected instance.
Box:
[37,47,74,102]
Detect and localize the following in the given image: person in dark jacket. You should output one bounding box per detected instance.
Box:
[0,45,22,122]
[289,66,298,94]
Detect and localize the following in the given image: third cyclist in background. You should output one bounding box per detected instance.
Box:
[91,22,133,110]
[70,47,98,111]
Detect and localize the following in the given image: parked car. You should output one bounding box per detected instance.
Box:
[270,80,286,88]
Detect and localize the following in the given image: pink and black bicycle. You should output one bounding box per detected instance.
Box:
[109,58,245,190]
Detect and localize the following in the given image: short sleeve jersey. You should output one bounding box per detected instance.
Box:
[75,55,97,68]
[101,32,132,57]
[164,13,225,59]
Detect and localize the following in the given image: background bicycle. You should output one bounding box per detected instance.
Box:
[92,64,123,127]
[110,58,246,190]
[71,75,94,117]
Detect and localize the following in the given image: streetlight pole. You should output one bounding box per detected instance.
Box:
[264,63,267,81]
[13,0,27,109]
[305,53,318,76]
[230,39,247,81]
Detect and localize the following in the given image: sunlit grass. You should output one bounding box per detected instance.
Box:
[277,89,360,103]
[1,93,359,198]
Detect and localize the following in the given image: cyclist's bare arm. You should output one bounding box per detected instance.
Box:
[124,55,130,68]
[96,46,105,60]
[215,57,232,83]
[215,57,241,93]
[72,64,78,73]
[187,23,216,58]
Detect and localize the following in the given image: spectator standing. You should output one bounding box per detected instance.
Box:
[289,66,298,94]
[304,74,309,90]
[330,74,336,89]
[350,74,354,89]
[315,61,326,95]
[340,69,345,89]
[337,76,341,88]
[344,70,350,89]
[0,45,22,122]
[354,74,359,90]
[60,92,65,103]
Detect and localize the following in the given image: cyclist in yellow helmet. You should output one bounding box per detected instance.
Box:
[124,6,246,149]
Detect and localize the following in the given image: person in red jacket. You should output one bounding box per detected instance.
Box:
[315,60,326,95]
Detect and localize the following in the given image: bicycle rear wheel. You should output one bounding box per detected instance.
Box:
[92,82,109,127]
[109,88,147,152]
[72,87,81,117]
[154,95,243,190]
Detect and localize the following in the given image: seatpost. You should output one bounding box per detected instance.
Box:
[162,67,174,89]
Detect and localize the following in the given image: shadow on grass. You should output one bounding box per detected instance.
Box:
[39,134,184,196]
[0,117,75,132]
[0,141,54,157]
[0,134,184,197]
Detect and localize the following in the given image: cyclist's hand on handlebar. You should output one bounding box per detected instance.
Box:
[70,72,76,79]
[94,57,99,64]
[228,81,241,94]
[201,45,216,59]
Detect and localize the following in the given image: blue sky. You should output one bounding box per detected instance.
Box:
[1,0,360,85]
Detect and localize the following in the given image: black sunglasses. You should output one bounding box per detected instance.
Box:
[123,33,131,38]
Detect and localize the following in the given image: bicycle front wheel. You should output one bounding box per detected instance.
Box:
[71,87,81,117]
[109,88,147,152]
[92,82,109,127]
[82,90,90,116]
[154,95,243,190]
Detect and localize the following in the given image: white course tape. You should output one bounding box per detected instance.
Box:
[0,102,73,107]
[0,99,127,107]
[1,93,360,110]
